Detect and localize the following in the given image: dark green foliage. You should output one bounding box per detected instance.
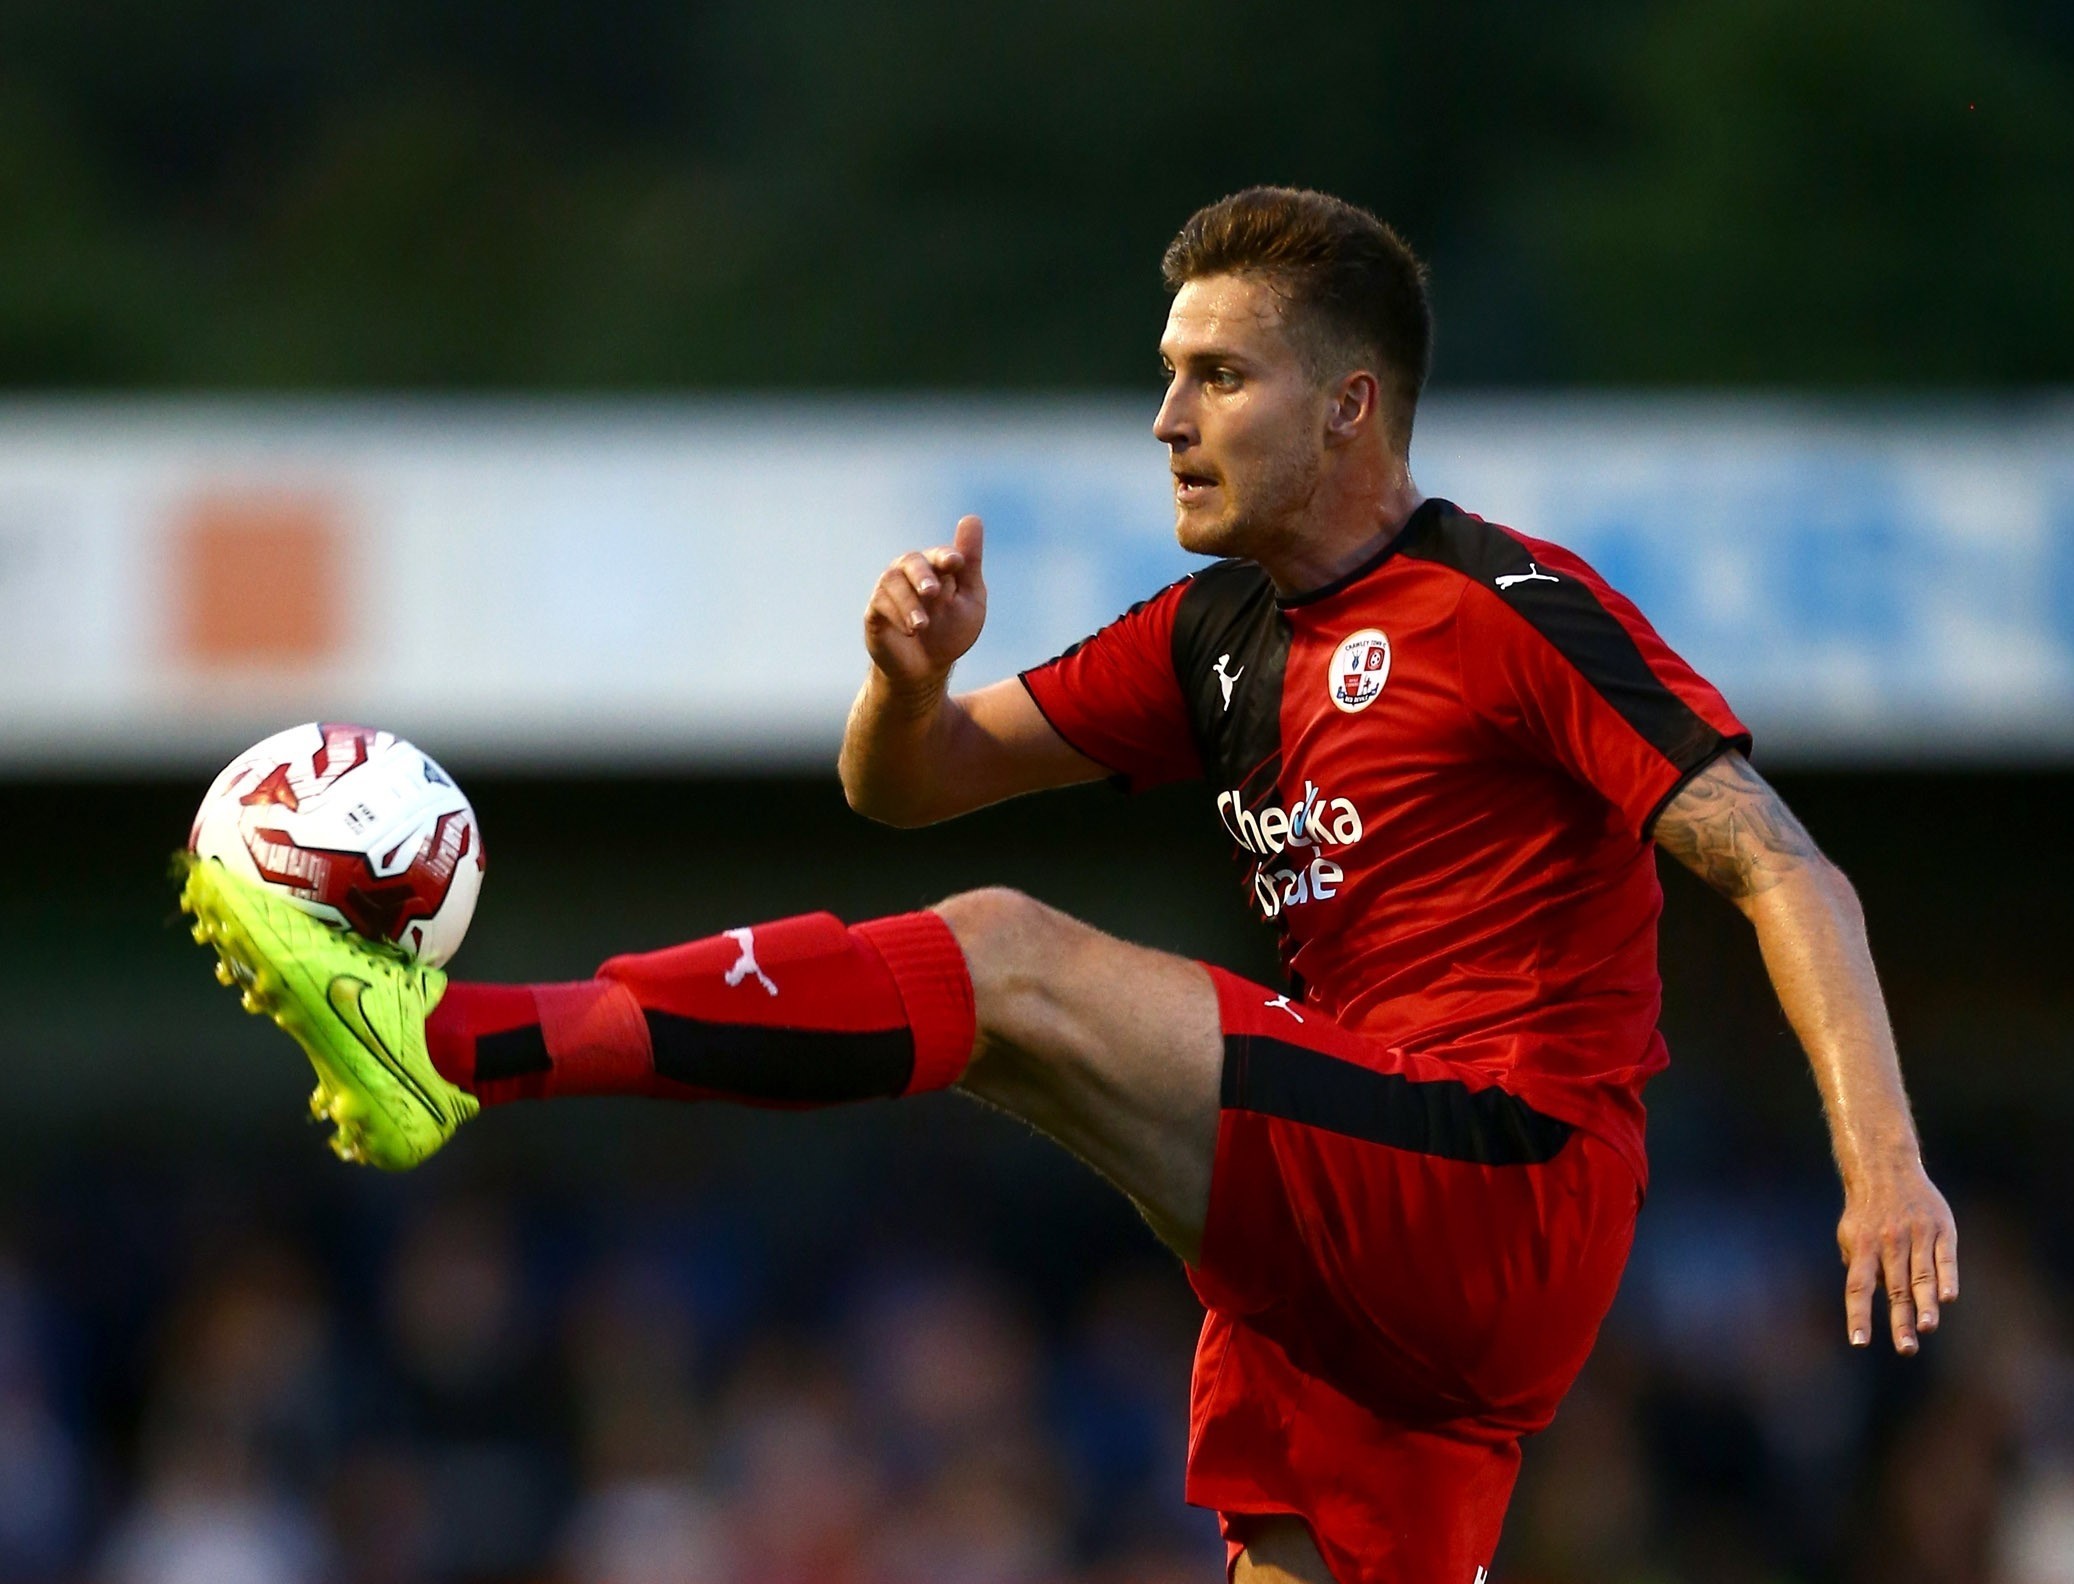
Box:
[0,0,2064,387]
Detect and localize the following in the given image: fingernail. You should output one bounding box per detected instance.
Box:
[920,581,938,594]
[1920,1311,1937,1328]
[910,614,927,630]
[1851,1329,1868,1346]
[1901,1338,1917,1354]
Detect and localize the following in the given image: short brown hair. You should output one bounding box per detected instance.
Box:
[1162,187,1432,437]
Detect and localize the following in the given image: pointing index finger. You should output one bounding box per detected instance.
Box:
[952,514,984,572]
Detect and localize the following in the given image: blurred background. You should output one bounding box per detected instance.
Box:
[2,2,2072,1581]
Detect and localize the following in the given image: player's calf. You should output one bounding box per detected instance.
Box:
[425,909,974,1107]
[431,888,1223,1258]
[422,885,1229,1257]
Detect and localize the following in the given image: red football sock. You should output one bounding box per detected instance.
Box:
[426,910,975,1108]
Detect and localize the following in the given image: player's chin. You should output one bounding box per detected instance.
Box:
[1174,502,1243,558]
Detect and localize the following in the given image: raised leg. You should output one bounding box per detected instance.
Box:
[420,885,1227,1260]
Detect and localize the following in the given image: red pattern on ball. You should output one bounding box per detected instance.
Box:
[245,810,478,947]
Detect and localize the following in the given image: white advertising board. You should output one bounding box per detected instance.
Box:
[0,397,2069,771]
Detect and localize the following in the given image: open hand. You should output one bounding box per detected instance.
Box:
[864,515,988,693]
[1840,1165,1958,1355]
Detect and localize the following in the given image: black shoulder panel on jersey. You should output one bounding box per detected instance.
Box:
[1168,559,1288,796]
[1171,562,1302,987]
[1222,1033,1574,1165]
[1398,506,1733,771]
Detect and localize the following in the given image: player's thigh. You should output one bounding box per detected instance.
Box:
[933,887,1222,1260]
[1232,1517,1336,1583]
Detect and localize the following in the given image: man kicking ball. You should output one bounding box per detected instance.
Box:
[180,186,1957,1582]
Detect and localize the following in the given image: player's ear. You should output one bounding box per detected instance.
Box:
[1323,370,1378,447]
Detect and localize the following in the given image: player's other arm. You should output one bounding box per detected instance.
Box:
[1654,750,1958,1355]
[840,515,1107,827]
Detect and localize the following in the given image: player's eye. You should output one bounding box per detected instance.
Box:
[1208,367,1241,391]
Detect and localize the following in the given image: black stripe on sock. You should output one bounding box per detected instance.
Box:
[1400,506,1742,772]
[475,1024,553,1082]
[1222,1034,1573,1165]
[646,1013,916,1104]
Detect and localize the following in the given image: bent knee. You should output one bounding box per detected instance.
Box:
[931,886,1063,964]
[930,887,1089,1022]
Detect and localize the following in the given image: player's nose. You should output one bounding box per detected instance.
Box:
[1152,384,1197,448]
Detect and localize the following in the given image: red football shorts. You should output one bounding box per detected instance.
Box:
[1186,968,1643,1583]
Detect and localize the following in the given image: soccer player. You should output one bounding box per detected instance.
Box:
[179,187,1958,1582]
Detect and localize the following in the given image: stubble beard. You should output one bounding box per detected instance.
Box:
[1174,436,1324,564]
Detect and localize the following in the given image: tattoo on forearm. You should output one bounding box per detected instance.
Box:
[1655,753,1823,899]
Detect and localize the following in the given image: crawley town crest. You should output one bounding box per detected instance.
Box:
[1329,628,1392,712]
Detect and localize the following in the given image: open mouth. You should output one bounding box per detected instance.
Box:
[1172,468,1220,504]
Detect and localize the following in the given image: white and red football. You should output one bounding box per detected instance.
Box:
[189,722,484,966]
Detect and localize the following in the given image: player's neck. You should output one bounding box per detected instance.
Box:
[1260,476,1425,600]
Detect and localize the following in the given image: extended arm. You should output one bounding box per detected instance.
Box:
[1654,751,1958,1354]
[839,515,1107,826]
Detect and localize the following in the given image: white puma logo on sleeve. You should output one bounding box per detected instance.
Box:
[1495,562,1560,590]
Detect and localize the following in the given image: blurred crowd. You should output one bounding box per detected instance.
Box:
[0,1161,1217,1584]
[1509,1192,2074,1584]
[0,1162,2066,1584]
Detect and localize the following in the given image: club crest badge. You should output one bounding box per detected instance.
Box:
[1329,628,1391,713]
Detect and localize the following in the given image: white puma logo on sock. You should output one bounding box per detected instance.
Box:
[723,927,778,996]
[1266,994,1304,1024]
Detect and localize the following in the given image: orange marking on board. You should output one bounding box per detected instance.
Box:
[174,490,347,666]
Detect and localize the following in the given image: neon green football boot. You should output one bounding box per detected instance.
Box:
[174,854,478,1169]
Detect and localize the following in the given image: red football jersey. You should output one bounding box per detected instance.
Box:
[1020,498,1750,1187]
